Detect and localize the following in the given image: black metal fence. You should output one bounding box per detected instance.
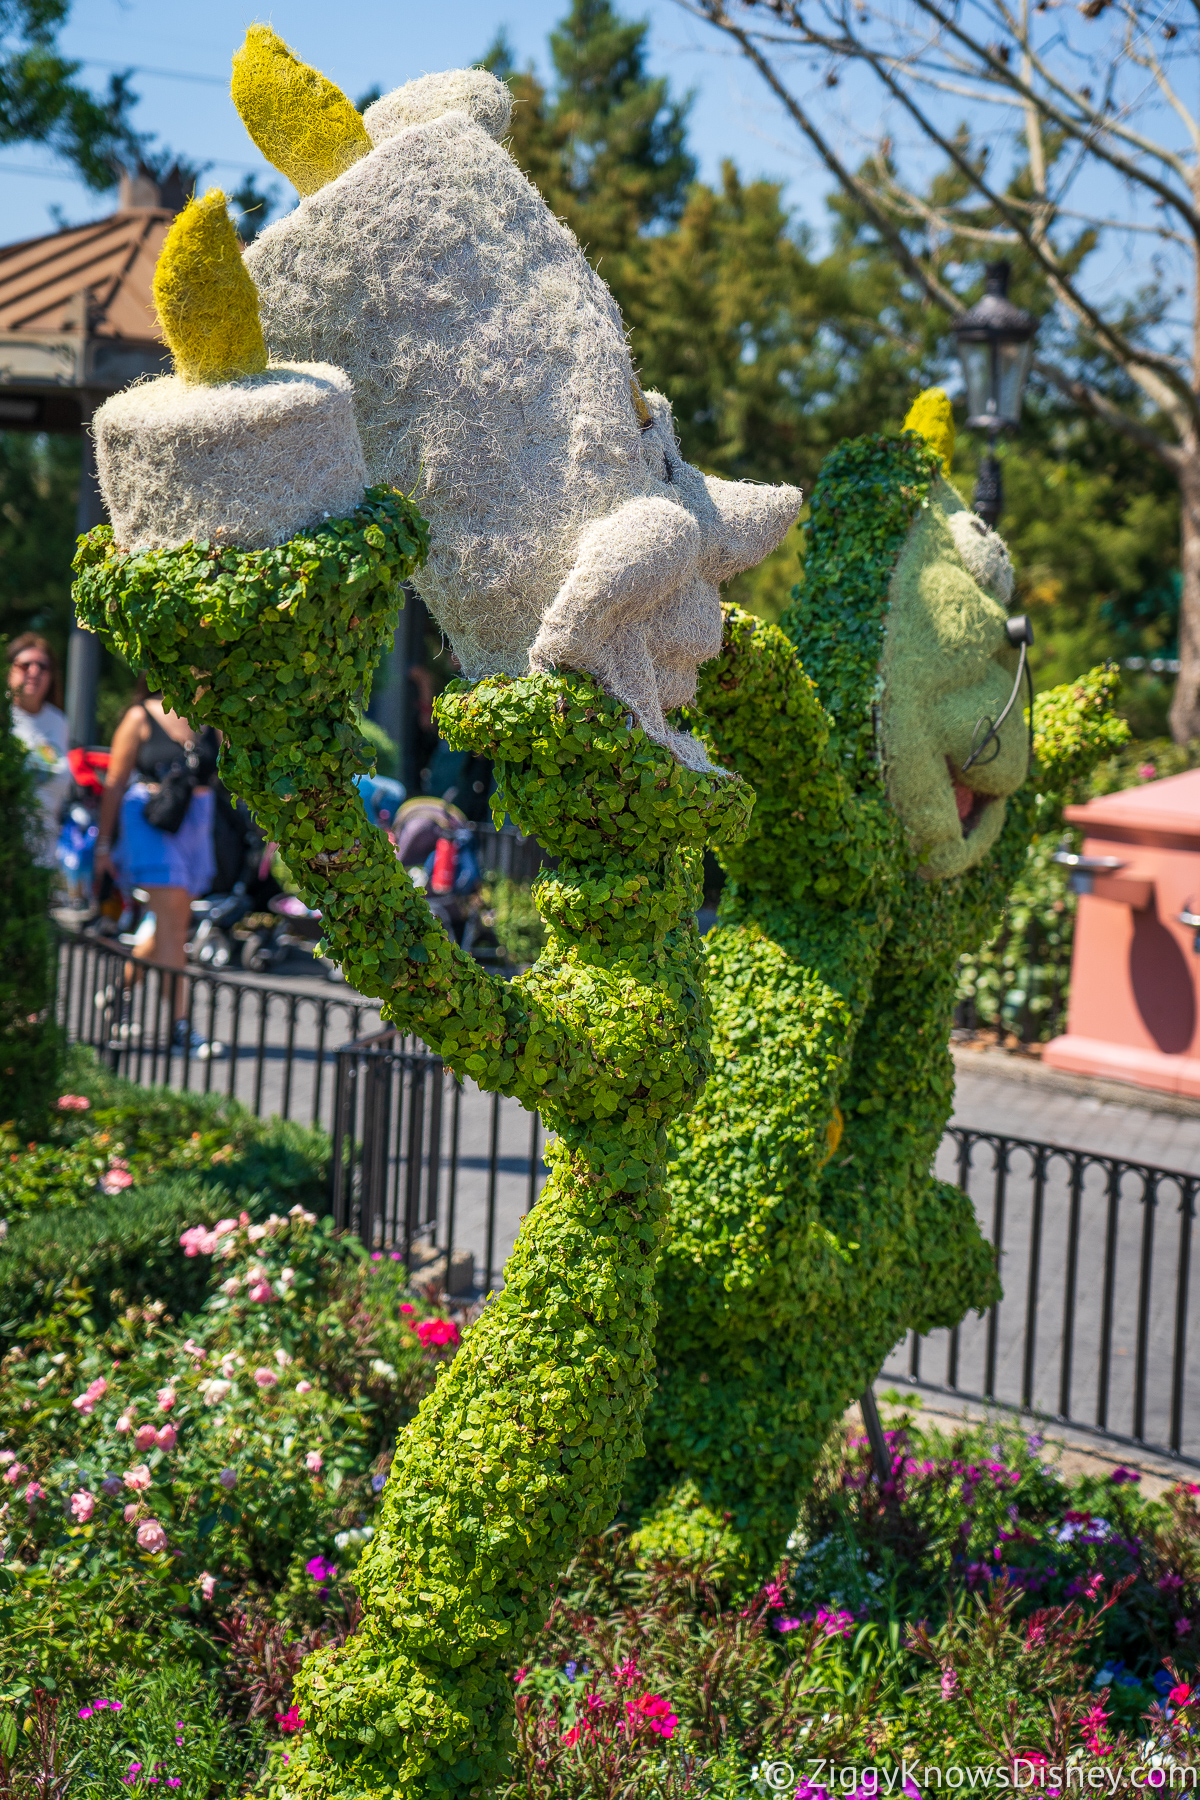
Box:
[58,931,1200,1465]
[56,930,381,1132]
[330,1026,547,1296]
[882,1126,1200,1466]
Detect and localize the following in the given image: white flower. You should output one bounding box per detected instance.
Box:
[200,1379,233,1406]
[274,1349,292,1367]
[219,1277,241,1297]
[246,1224,267,1242]
[370,1359,396,1380]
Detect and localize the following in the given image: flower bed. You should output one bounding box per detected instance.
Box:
[3,1079,1200,1793]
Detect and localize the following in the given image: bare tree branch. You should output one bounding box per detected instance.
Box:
[1032,355,1182,468]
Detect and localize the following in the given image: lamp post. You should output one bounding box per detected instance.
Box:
[952,261,1037,528]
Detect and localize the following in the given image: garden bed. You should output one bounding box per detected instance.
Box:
[2,1064,1200,1794]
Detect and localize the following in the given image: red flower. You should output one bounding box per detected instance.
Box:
[415,1317,460,1349]
[1170,1682,1193,1706]
[625,1693,678,1740]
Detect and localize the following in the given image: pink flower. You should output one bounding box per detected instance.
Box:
[198,1571,217,1600]
[815,1607,855,1639]
[182,1339,206,1361]
[219,1276,241,1297]
[179,1225,218,1257]
[305,1450,323,1473]
[157,1385,176,1413]
[399,1302,415,1317]
[123,1464,152,1492]
[101,1164,134,1194]
[1171,1682,1194,1706]
[3,1462,25,1485]
[295,1380,313,1395]
[70,1490,95,1522]
[371,1251,383,1261]
[625,1692,678,1739]
[134,1424,158,1452]
[253,1367,278,1389]
[136,1518,168,1553]
[941,1668,958,1699]
[115,1413,134,1434]
[305,1554,337,1585]
[155,1424,177,1452]
[1177,1618,1193,1636]
[776,1617,802,1632]
[23,1481,45,1505]
[415,1317,460,1349]
[214,1218,238,1238]
[1138,762,1158,782]
[56,1094,90,1111]
[124,1503,143,1523]
[219,1468,237,1490]
[275,1705,304,1734]
[248,1281,275,1304]
[72,1376,108,1415]
[0,1452,13,1466]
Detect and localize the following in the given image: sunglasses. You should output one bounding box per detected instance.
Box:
[13,659,52,676]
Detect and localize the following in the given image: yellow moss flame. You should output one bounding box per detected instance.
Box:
[231,25,371,197]
[818,1105,844,1170]
[152,190,268,387]
[903,387,956,476]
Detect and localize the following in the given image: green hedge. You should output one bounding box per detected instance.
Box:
[0,1052,328,1339]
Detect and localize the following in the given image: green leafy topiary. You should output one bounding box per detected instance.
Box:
[72,487,752,1796]
[627,432,1129,1579]
[0,683,58,1133]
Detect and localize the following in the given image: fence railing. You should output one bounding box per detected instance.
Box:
[330,1026,546,1295]
[57,930,381,1133]
[882,1126,1200,1467]
[59,930,1200,1466]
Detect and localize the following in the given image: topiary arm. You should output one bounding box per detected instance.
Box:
[74,497,550,1107]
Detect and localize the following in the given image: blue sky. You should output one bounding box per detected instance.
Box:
[0,0,826,245]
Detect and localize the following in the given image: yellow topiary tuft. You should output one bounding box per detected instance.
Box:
[903,387,956,475]
[152,190,268,386]
[231,25,371,198]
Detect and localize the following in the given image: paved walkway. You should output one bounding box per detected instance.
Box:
[950,1043,1200,1176]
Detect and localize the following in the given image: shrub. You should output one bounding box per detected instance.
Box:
[0,1049,329,1340]
[0,682,58,1133]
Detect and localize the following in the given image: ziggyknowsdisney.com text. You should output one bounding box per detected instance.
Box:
[757,1761,1200,1791]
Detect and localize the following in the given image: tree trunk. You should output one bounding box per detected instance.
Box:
[1170,447,1200,745]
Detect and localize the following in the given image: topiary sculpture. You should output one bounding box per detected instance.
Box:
[625,400,1130,1580]
[71,75,798,1781]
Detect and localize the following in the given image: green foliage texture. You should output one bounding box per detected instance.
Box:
[626,432,1129,1581]
[0,681,58,1131]
[71,485,751,1797]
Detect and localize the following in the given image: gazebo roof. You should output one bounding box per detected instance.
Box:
[0,205,171,341]
[0,172,178,430]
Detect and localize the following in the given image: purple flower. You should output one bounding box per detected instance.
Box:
[1110,1466,1141,1485]
[305,1554,337,1586]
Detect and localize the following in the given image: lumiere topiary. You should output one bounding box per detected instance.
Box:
[627,415,1129,1579]
[73,499,753,1794]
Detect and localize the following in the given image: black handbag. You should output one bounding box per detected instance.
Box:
[142,752,199,834]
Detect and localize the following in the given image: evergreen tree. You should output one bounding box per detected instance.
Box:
[0,683,58,1133]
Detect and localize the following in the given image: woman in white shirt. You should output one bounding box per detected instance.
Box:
[6,633,69,870]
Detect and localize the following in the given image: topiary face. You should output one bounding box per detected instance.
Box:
[880,474,1027,879]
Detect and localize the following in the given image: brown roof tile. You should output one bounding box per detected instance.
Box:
[0,208,169,341]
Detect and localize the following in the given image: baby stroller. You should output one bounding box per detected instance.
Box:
[392,798,495,958]
[56,748,110,913]
[187,788,286,972]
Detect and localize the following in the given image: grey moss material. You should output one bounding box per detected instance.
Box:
[93,362,367,553]
[245,77,801,765]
